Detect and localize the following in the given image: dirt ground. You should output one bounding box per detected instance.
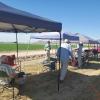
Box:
[0,51,100,100]
[0,49,56,57]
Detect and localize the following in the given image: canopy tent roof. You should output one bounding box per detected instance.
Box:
[63,32,79,42]
[30,32,61,40]
[30,37,60,40]
[0,2,62,33]
[75,33,99,44]
[31,32,80,42]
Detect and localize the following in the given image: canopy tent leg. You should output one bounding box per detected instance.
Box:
[11,24,19,100]
[12,24,19,59]
[16,32,18,59]
[26,35,31,58]
[97,43,99,60]
[58,32,62,92]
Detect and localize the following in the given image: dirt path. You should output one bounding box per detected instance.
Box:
[0,50,45,57]
[0,49,56,57]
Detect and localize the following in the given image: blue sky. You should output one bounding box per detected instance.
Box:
[0,0,100,42]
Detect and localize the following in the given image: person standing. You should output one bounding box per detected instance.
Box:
[57,39,73,82]
[44,41,51,61]
[77,42,83,68]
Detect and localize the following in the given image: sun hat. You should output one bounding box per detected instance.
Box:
[64,39,69,43]
[79,41,83,44]
[79,41,83,46]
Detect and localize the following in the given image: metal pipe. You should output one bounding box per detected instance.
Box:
[11,24,18,100]
[58,32,61,92]
[12,24,18,59]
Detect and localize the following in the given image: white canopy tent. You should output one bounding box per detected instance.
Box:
[75,33,98,44]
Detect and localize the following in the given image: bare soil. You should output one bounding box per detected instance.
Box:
[0,51,100,100]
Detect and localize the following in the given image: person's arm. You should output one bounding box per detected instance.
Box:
[69,51,74,59]
[68,45,74,60]
[56,47,60,60]
[6,65,17,78]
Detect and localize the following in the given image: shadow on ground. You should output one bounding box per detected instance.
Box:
[0,60,100,100]
[19,69,100,100]
[82,60,100,70]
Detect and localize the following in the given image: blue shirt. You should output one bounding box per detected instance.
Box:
[57,43,73,62]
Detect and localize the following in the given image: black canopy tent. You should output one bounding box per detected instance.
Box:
[0,2,62,57]
[0,2,62,99]
[0,2,61,32]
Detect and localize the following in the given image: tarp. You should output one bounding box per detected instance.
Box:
[63,32,79,42]
[75,33,99,44]
[0,2,62,33]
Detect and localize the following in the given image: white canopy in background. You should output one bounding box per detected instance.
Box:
[75,33,99,44]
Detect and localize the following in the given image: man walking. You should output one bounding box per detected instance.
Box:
[57,39,73,82]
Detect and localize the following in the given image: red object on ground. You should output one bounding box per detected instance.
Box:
[1,55,15,66]
[71,58,78,67]
[97,48,100,53]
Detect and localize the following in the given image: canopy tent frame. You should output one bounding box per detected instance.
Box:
[0,1,62,99]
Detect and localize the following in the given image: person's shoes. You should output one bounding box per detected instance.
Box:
[59,80,64,84]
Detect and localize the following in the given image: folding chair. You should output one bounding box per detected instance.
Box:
[0,70,11,93]
[13,58,21,72]
[0,70,20,100]
[1,55,21,72]
[42,57,57,72]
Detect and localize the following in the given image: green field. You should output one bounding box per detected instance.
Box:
[0,43,58,52]
[0,43,90,52]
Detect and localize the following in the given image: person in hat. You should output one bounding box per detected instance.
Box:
[57,39,74,82]
[77,42,83,68]
[44,41,51,62]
